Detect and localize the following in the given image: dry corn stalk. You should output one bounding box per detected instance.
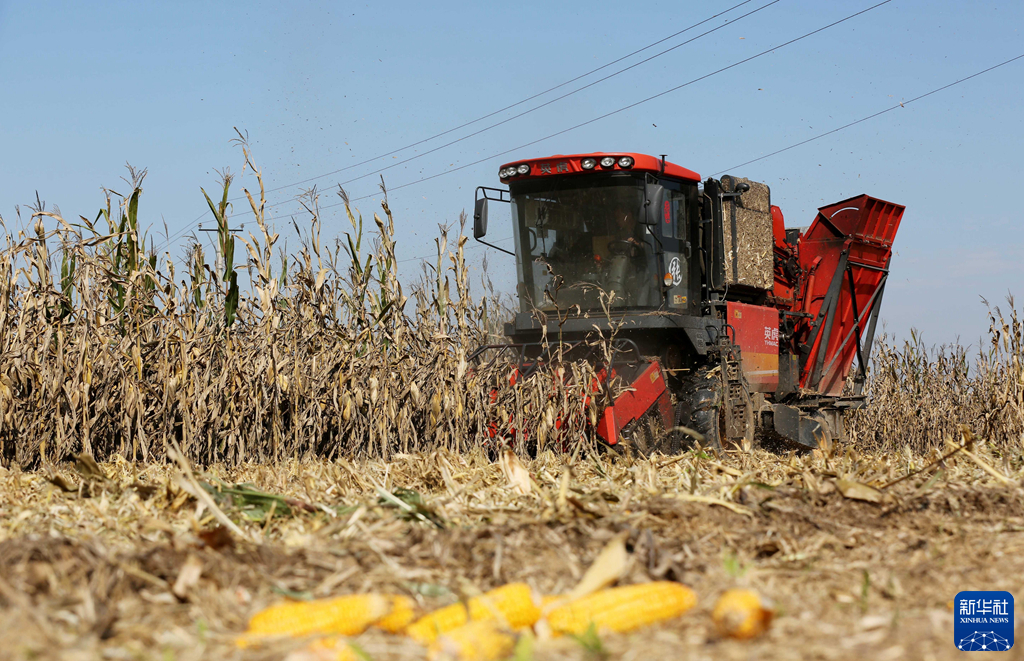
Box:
[561,530,628,603]
[2,144,1019,468]
[0,155,613,467]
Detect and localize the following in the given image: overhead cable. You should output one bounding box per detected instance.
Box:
[400,53,1024,264]
[160,0,759,249]
[262,0,898,228]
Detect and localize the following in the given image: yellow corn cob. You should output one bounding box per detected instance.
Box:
[243,593,390,639]
[303,637,359,661]
[712,589,773,639]
[377,595,418,633]
[406,583,540,644]
[546,582,697,636]
[406,601,468,645]
[427,620,516,661]
[467,583,540,626]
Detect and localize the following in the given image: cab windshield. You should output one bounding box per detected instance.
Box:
[512,175,660,313]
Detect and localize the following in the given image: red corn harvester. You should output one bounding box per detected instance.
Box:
[470,153,903,451]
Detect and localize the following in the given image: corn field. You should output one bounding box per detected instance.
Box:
[0,150,607,469]
[0,147,1021,469]
[1,155,1023,661]
[849,302,1023,453]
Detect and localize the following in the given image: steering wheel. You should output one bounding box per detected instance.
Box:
[607,239,639,257]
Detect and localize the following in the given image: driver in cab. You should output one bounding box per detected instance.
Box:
[600,199,645,304]
[608,202,642,255]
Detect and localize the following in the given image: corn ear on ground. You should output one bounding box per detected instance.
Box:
[467,582,540,628]
[406,601,469,645]
[546,582,697,636]
[284,636,359,661]
[407,582,540,644]
[242,593,391,641]
[712,588,774,639]
[376,595,418,633]
[427,619,516,661]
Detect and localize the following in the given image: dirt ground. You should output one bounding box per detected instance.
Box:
[1,446,1023,661]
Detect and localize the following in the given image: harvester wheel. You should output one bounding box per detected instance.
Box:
[674,368,754,452]
[673,368,723,450]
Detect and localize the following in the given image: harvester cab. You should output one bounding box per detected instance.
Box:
[472,152,903,453]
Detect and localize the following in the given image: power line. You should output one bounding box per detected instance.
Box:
[393,53,1024,266]
[169,0,1016,278]
[256,0,895,231]
[253,0,760,197]
[396,235,513,265]
[223,0,781,222]
[159,212,217,252]
[157,1,762,251]
[711,52,1024,175]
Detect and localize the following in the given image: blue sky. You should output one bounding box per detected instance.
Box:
[1,0,1021,349]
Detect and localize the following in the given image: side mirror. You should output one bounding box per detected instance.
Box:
[643,184,665,226]
[473,197,488,239]
[471,186,516,257]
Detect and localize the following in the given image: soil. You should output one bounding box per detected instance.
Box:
[0,448,1022,660]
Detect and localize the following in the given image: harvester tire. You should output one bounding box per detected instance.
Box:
[673,368,724,451]
[674,368,754,452]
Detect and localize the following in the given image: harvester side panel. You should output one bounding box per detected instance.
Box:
[726,301,780,392]
[795,195,905,396]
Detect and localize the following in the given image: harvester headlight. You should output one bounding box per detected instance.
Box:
[618,156,634,168]
[499,167,511,178]
[581,158,596,170]
[517,164,530,175]
[600,156,616,168]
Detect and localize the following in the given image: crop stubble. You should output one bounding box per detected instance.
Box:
[2,444,1024,660]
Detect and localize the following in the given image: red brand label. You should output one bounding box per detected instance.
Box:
[726,301,780,392]
[664,200,670,222]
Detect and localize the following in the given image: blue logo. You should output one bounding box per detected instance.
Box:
[954,591,1014,651]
